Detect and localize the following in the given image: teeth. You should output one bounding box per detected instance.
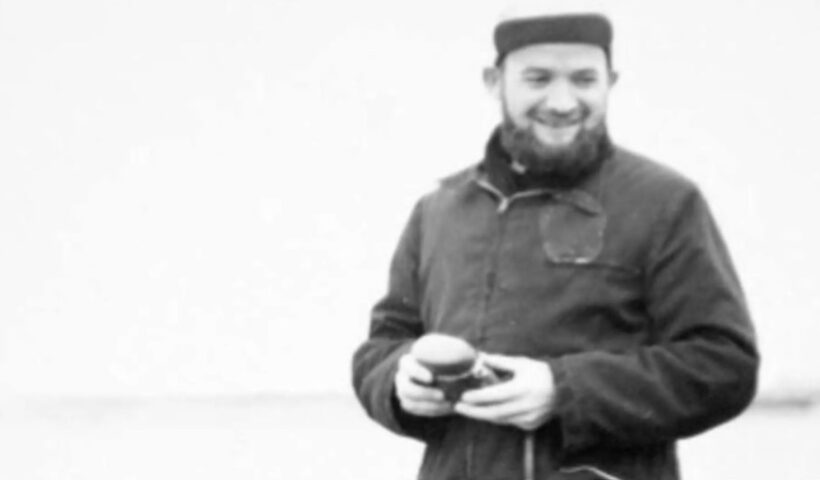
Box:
[532,116,581,128]
[537,120,579,128]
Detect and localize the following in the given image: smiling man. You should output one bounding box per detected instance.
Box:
[490,41,614,185]
[352,3,758,480]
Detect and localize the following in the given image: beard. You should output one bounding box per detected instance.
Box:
[499,111,611,187]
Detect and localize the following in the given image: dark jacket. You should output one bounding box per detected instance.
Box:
[352,140,758,480]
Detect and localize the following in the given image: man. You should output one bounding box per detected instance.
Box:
[352,3,758,479]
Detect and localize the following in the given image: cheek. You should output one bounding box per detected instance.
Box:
[502,100,532,126]
[581,96,609,127]
[501,87,540,123]
[507,97,539,127]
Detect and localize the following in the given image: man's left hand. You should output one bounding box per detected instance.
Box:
[454,354,555,431]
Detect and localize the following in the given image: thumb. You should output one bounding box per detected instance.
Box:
[479,353,524,372]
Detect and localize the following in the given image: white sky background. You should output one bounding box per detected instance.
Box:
[0,0,818,397]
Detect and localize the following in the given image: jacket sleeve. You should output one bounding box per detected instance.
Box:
[351,199,447,442]
[547,185,759,453]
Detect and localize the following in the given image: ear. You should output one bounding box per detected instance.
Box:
[482,66,502,100]
[608,69,619,87]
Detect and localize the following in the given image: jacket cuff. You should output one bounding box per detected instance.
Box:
[371,343,414,435]
[547,356,591,453]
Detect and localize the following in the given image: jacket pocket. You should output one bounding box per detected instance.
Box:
[538,201,640,276]
[539,201,606,265]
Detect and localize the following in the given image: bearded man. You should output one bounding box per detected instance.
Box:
[352,4,758,480]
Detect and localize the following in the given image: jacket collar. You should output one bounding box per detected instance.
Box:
[439,128,610,215]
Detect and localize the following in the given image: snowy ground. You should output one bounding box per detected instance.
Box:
[0,394,816,480]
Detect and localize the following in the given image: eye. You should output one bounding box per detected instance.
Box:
[571,73,599,88]
[523,74,552,87]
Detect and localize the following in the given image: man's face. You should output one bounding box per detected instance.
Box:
[490,43,614,149]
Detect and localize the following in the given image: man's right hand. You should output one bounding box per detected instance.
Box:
[394,353,454,417]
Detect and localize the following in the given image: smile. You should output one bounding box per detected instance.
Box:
[530,115,583,129]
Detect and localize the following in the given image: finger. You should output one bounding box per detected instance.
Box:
[402,383,447,403]
[459,379,522,405]
[498,407,551,431]
[480,353,522,372]
[399,354,435,385]
[396,372,446,402]
[401,399,454,417]
[453,399,526,425]
[510,415,545,431]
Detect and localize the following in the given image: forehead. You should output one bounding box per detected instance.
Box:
[504,43,607,71]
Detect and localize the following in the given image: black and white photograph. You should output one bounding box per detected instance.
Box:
[1,0,818,478]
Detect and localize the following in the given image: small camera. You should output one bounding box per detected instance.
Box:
[410,333,510,402]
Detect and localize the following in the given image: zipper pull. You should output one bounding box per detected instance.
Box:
[497,197,510,213]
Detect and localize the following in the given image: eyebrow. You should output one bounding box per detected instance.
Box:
[521,67,553,74]
[521,67,600,76]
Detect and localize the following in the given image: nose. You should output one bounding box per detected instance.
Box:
[543,80,578,115]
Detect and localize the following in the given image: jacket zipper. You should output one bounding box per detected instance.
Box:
[475,180,624,480]
[476,178,557,480]
[474,179,556,339]
[477,205,507,343]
